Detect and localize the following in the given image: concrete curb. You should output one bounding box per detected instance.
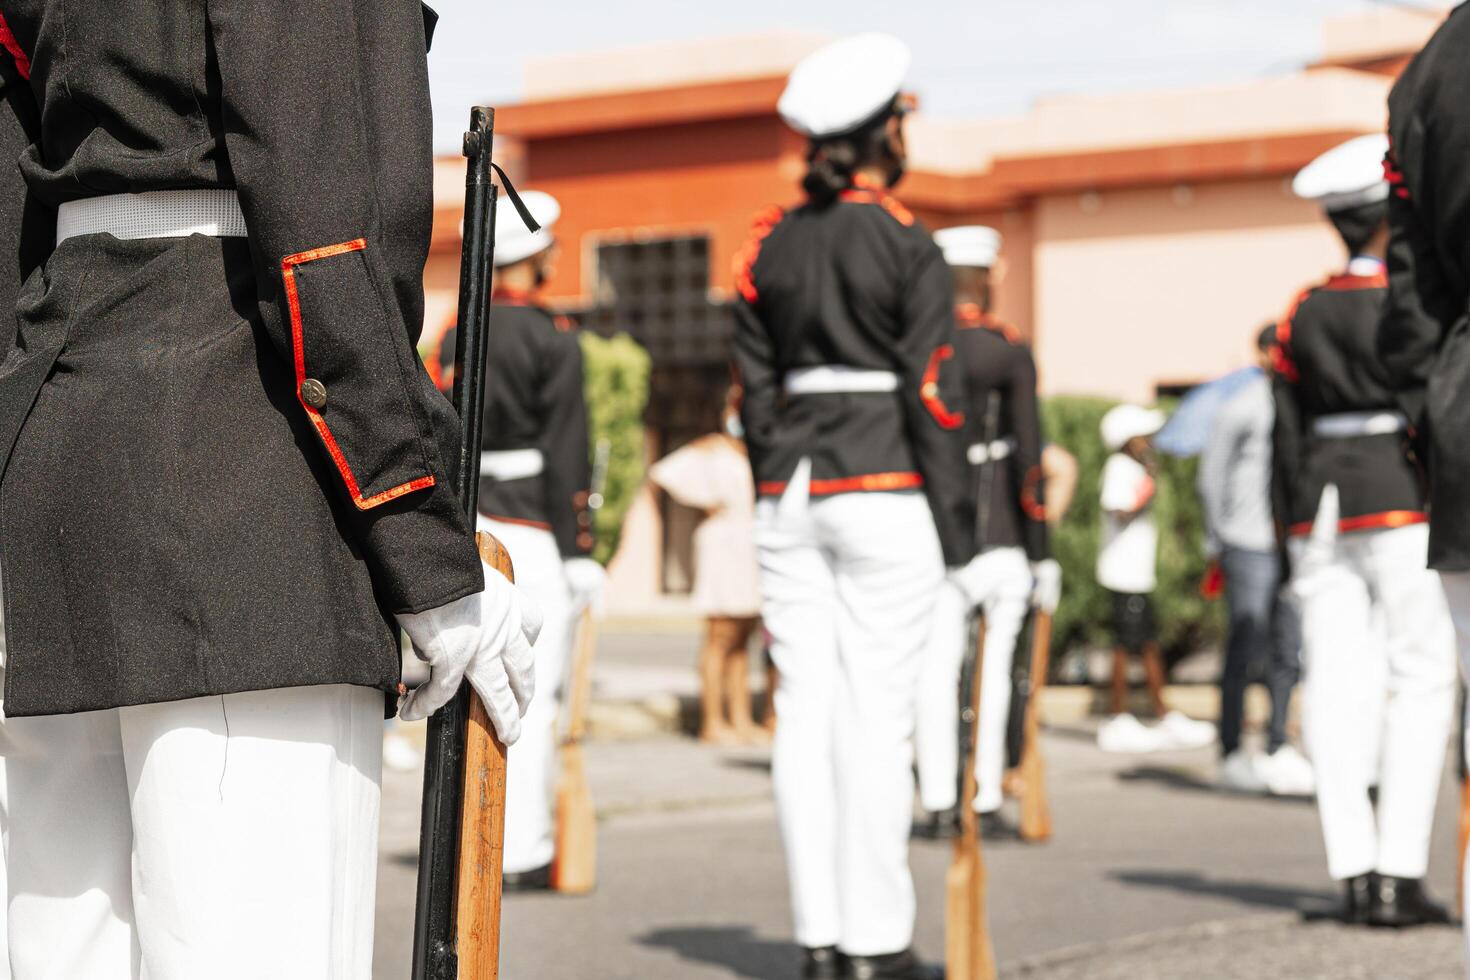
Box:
[585,683,1287,741]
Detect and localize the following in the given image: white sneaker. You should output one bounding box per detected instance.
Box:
[383,732,424,772]
[1218,750,1269,793]
[1157,711,1216,750]
[1098,713,1162,753]
[1260,744,1315,797]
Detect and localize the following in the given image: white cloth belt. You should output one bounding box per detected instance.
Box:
[56,190,248,245]
[1312,411,1408,439]
[967,438,1015,465]
[480,448,545,481]
[784,366,899,396]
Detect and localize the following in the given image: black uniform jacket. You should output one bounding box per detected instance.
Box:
[472,290,594,559]
[731,176,976,567]
[1378,4,1470,571]
[0,2,481,716]
[953,305,1048,561]
[1271,269,1426,541]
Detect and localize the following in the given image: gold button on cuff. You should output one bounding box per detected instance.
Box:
[300,378,328,409]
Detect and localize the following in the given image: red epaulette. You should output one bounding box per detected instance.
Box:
[733,204,785,304]
[1270,286,1313,384]
[955,304,1022,343]
[1384,143,1411,201]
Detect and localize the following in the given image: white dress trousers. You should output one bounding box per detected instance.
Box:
[756,460,945,956]
[915,547,1031,814]
[478,516,576,876]
[1290,491,1455,882]
[0,683,383,980]
[1434,571,1470,977]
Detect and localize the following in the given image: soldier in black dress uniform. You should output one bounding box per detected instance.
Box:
[914,225,1058,838]
[1275,134,1455,927]
[472,189,602,889]
[1377,5,1470,950]
[0,34,50,980]
[734,33,972,980]
[0,5,538,977]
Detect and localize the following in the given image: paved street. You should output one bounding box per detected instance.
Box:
[372,632,1464,979]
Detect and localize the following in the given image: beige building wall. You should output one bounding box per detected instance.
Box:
[1032,177,1352,402]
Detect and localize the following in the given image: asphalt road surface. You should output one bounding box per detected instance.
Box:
[371,719,1463,979]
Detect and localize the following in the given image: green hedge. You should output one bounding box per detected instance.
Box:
[580,332,652,565]
[1043,396,1223,664]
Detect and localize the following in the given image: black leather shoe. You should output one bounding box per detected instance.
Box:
[979,811,1020,841]
[1369,875,1451,927]
[843,948,943,979]
[912,807,961,840]
[502,863,552,893]
[802,946,840,979]
[1341,873,1375,924]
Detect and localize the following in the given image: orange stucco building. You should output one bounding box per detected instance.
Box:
[423,8,1445,611]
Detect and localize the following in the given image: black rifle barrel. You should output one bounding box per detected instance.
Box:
[411,105,500,980]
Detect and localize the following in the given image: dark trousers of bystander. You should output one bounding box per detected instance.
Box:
[1219,546,1302,756]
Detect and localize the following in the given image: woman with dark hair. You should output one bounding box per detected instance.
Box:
[732,34,974,980]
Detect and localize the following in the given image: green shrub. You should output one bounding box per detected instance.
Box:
[580,332,652,565]
[1043,396,1223,667]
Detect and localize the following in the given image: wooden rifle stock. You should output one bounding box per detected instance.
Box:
[552,607,599,893]
[1459,683,1468,916]
[455,533,516,976]
[946,621,997,980]
[1017,611,1053,844]
[413,106,534,980]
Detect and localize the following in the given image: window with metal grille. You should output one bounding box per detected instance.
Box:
[583,234,735,595]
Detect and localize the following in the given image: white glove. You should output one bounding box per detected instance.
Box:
[1031,558,1062,614]
[948,552,1007,608]
[395,563,543,743]
[563,557,606,612]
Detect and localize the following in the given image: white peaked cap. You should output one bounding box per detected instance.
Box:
[1292,134,1390,213]
[934,226,1002,269]
[493,190,560,268]
[1101,404,1166,451]
[778,33,911,140]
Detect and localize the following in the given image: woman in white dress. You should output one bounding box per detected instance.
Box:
[649,391,766,744]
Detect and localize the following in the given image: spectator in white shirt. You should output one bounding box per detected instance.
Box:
[1096,405,1215,753]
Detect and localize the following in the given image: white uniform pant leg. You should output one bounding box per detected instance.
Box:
[480,517,575,876]
[1292,534,1382,881]
[820,490,945,957]
[6,684,383,980]
[0,699,12,980]
[1364,524,1456,879]
[125,685,382,980]
[914,581,968,813]
[974,547,1032,815]
[3,705,137,980]
[1438,570,1470,976]
[756,473,842,950]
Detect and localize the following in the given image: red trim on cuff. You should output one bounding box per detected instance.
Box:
[1288,510,1427,538]
[0,14,31,80]
[1020,464,1048,522]
[920,345,964,430]
[281,238,436,512]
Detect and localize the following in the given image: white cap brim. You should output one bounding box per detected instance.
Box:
[1293,134,1391,213]
[935,225,1002,268]
[778,33,911,140]
[493,190,561,268]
